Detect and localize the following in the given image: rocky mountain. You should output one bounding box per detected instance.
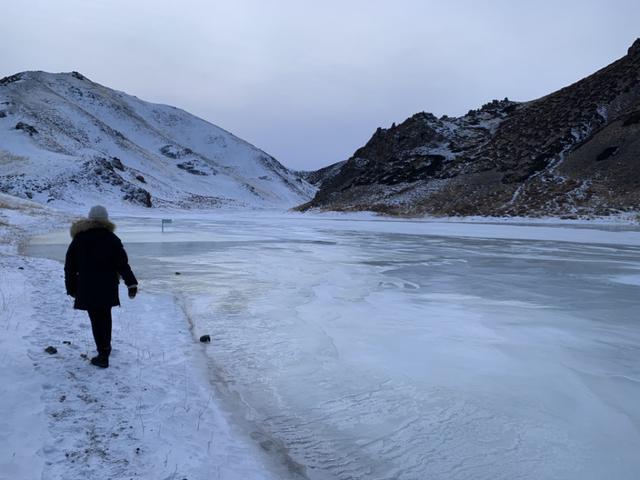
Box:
[296,160,348,187]
[298,39,640,218]
[0,71,314,210]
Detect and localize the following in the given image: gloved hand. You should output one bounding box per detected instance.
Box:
[128,285,138,299]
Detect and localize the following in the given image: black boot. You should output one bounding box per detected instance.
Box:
[90,354,109,368]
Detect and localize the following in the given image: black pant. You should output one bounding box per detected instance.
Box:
[87,308,112,356]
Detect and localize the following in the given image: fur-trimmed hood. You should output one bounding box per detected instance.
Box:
[70,218,116,238]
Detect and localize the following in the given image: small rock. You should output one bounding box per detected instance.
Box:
[18,266,24,270]
[62,340,71,345]
[260,439,275,451]
[15,121,38,136]
[80,353,88,359]
[44,346,57,355]
[111,156,125,171]
[175,271,181,275]
[199,335,211,343]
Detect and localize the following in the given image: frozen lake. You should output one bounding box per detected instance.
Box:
[26,213,640,479]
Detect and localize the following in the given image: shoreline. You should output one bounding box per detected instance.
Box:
[0,202,293,480]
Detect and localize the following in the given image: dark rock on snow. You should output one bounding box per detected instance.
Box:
[110,157,125,171]
[15,122,38,136]
[160,145,193,159]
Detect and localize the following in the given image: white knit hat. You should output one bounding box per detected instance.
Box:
[88,205,109,221]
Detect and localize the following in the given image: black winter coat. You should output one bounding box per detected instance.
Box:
[64,219,137,310]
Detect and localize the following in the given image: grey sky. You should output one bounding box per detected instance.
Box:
[2,0,638,170]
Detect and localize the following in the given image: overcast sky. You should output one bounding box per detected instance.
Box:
[2,0,638,170]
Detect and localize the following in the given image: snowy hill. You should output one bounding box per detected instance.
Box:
[0,71,314,210]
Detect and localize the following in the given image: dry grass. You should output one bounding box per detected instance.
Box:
[0,193,44,212]
[0,150,29,166]
[0,200,22,211]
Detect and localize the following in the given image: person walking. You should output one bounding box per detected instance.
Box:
[64,205,138,368]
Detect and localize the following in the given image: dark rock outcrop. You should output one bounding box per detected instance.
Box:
[15,122,38,136]
[111,157,125,171]
[177,162,208,175]
[0,73,24,86]
[298,160,347,186]
[160,144,193,159]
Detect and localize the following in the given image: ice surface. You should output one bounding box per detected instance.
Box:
[27,214,640,479]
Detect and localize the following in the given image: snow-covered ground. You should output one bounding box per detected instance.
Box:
[0,202,294,480]
[18,210,640,480]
